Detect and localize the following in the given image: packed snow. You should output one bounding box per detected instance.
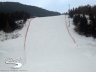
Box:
[0,15,96,72]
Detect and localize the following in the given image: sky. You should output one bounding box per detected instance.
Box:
[1,0,96,13]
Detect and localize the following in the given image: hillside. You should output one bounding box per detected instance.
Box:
[0,2,60,17]
[0,15,96,72]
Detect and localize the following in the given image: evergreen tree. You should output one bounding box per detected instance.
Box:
[73,15,81,26]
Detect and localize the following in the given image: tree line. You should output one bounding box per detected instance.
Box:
[69,5,96,18]
[69,5,96,38]
[0,11,30,33]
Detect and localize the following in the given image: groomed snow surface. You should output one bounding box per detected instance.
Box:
[0,15,96,72]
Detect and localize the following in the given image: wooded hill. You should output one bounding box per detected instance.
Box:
[0,2,60,17]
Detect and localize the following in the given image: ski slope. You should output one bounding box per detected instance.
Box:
[23,15,96,72]
[0,15,96,72]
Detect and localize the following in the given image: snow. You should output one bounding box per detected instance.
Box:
[0,15,96,72]
[0,19,31,70]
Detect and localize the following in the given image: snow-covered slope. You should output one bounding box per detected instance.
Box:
[0,15,96,72]
[24,15,96,72]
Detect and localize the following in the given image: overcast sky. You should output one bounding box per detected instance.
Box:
[1,0,96,13]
